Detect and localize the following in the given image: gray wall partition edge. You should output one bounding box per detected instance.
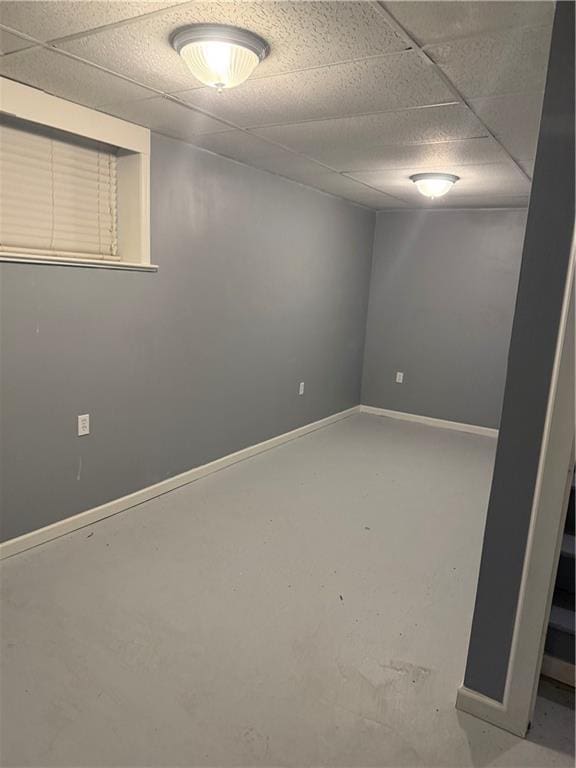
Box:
[361,209,526,429]
[0,135,375,541]
[462,0,575,703]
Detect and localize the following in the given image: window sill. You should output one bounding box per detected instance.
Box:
[0,255,158,272]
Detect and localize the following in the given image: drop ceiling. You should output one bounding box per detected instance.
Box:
[0,1,553,210]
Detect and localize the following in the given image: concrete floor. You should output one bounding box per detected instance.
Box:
[1,413,574,767]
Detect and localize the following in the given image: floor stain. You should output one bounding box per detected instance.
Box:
[241,727,270,761]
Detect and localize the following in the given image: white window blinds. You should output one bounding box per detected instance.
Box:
[0,121,119,261]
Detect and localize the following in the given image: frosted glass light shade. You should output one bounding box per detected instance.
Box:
[179,41,259,90]
[172,24,270,92]
[410,173,459,199]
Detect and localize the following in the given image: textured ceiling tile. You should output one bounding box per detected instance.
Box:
[518,158,535,178]
[303,174,408,209]
[185,131,399,206]
[399,194,530,210]
[0,2,174,43]
[0,26,35,55]
[0,47,153,107]
[331,137,509,173]
[349,163,531,203]
[0,0,546,213]
[427,25,552,99]
[178,53,455,127]
[188,130,331,179]
[57,1,407,93]
[185,129,404,207]
[470,91,544,160]
[252,105,486,167]
[99,96,230,139]
[383,1,554,46]
[268,162,337,186]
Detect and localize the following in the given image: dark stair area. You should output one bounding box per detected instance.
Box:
[542,475,575,686]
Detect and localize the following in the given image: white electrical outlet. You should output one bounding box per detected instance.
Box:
[298,382,305,396]
[77,414,90,436]
[395,372,404,384]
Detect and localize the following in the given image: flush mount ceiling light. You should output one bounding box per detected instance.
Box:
[410,172,460,199]
[171,24,270,92]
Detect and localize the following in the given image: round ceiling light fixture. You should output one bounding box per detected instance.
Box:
[171,24,270,92]
[410,172,460,199]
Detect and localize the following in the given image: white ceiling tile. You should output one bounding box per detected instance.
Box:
[252,105,487,168]
[0,0,550,213]
[0,2,174,43]
[518,158,535,178]
[470,91,544,160]
[383,1,554,46]
[183,131,401,206]
[348,163,531,204]
[183,130,404,207]
[427,24,552,99]
[178,52,456,127]
[275,135,508,174]
[0,47,153,107]
[398,194,530,210]
[99,96,230,139]
[302,174,407,209]
[0,26,35,55]
[57,1,408,94]
[267,162,336,186]
[328,137,510,173]
[188,130,331,180]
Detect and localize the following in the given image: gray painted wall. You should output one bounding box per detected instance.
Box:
[361,210,527,429]
[0,133,375,541]
[463,0,575,703]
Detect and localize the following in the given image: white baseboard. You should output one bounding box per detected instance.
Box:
[359,405,499,438]
[0,406,360,561]
[455,686,526,738]
[0,403,496,561]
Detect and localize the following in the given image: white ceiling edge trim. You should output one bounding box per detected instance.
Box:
[154,131,382,213]
[375,206,529,213]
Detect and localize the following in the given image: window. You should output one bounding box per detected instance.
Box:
[1,120,119,261]
[0,77,153,271]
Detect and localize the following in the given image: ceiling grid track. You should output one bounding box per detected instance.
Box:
[1,1,547,208]
[0,22,248,132]
[0,1,197,53]
[375,1,533,183]
[0,18,409,208]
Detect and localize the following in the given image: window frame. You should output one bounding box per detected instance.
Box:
[0,76,155,272]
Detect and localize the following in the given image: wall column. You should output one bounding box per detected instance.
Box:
[456,0,575,736]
